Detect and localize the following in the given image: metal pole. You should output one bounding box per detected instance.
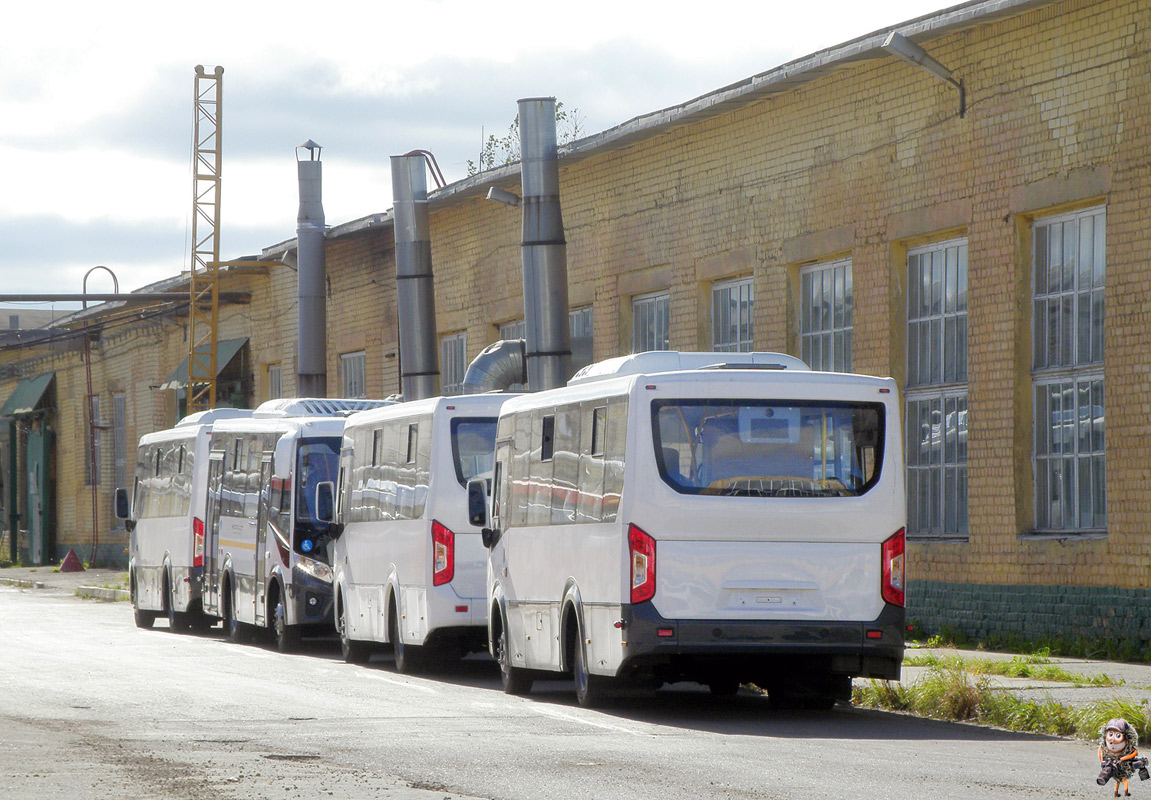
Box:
[518,98,571,392]
[296,141,327,397]
[391,154,440,400]
[7,420,16,563]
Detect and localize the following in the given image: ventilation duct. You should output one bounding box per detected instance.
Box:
[462,339,526,394]
[296,140,327,397]
[391,154,441,401]
[518,97,571,392]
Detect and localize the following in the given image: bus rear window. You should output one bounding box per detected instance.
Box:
[652,399,884,498]
[450,417,497,487]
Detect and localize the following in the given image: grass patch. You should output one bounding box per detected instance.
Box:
[903,652,1121,687]
[854,666,1150,740]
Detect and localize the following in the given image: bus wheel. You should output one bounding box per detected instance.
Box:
[573,624,610,709]
[133,605,157,629]
[165,574,189,633]
[389,599,422,674]
[494,610,532,696]
[338,595,370,664]
[131,570,156,629]
[273,594,301,654]
[223,582,245,644]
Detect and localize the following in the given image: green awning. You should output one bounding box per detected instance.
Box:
[0,372,55,417]
[159,338,248,391]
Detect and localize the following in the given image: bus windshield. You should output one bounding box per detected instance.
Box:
[450,417,497,487]
[294,436,341,555]
[652,399,884,498]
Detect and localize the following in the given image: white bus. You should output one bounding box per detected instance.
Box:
[117,408,253,631]
[202,398,389,652]
[330,394,511,670]
[467,352,906,708]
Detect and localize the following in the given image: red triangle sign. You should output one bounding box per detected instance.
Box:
[59,548,85,572]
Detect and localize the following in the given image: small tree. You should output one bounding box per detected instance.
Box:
[467,102,585,176]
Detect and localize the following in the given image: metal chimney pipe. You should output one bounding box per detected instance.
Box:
[296,139,327,397]
[391,154,441,400]
[462,339,526,394]
[518,97,571,392]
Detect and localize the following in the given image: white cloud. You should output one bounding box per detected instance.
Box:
[0,0,951,297]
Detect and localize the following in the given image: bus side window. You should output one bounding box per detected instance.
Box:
[414,416,432,518]
[528,411,555,525]
[577,403,605,523]
[511,412,531,527]
[551,404,580,524]
[490,457,504,530]
[602,397,628,521]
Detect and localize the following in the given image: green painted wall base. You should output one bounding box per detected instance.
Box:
[908,580,1151,661]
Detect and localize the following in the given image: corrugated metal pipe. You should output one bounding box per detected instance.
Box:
[518,97,571,392]
[391,153,441,401]
[296,139,327,397]
[462,339,526,394]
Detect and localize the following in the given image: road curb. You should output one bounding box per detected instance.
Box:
[0,577,46,589]
[0,575,129,601]
[77,586,130,602]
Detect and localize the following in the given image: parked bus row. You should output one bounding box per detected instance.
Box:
[118,351,907,709]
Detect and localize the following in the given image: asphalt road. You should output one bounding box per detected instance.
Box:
[0,584,1106,799]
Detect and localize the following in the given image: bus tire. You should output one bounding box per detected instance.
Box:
[165,573,190,633]
[272,594,301,654]
[389,598,422,674]
[572,622,610,709]
[493,607,532,696]
[131,570,156,629]
[338,594,371,664]
[133,605,157,629]
[223,581,245,643]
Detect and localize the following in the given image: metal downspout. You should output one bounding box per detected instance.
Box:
[391,154,440,400]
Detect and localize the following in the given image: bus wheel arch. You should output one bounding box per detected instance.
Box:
[222,570,244,643]
[388,587,422,674]
[337,585,370,664]
[268,577,299,653]
[491,596,531,696]
[563,594,609,709]
[558,583,583,674]
[130,566,156,629]
[163,559,189,633]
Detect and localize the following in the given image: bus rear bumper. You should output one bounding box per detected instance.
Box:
[618,602,904,683]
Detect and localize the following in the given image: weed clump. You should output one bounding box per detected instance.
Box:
[854,665,1151,740]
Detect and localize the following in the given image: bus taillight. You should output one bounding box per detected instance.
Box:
[882,528,905,607]
[628,524,656,604]
[432,520,455,586]
[193,517,205,568]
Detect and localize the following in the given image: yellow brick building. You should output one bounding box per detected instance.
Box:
[2,0,1146,650]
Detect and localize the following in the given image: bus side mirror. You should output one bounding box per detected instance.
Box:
[114,487,130,519]
[465,479,488,528]
[114,488,135,531]
[480,527,499,549]
[316,481,335,524]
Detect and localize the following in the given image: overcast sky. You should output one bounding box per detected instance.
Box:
[0,0,952,308]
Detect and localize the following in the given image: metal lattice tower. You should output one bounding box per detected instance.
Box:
[188,65,224,414]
